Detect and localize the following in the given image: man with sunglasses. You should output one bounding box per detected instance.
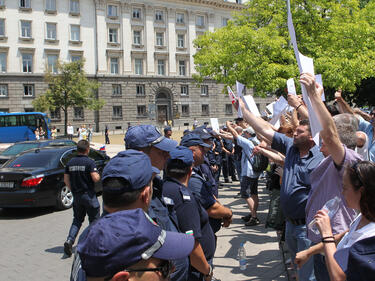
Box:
[124,125,190,281]
[78,208,194,281]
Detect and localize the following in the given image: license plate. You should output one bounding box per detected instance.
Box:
[0,182,14,188]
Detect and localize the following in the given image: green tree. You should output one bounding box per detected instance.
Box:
[193,0,375,102]
[33,60,104,135]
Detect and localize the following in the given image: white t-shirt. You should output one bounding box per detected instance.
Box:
[67,126,74,135]
[334,214,375,271]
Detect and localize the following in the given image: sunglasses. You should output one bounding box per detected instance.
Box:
[105,260,174,280]
[370,112,375,116]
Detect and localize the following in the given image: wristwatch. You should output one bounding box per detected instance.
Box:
[204,264,213,278]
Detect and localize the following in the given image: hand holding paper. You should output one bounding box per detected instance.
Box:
[299,73,324,100]
[287,93,301,108]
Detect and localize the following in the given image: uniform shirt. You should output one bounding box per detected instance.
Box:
[65,155,97,194]
[358,117,375,162]
[306,147,360,242]
[163,177,215,261]
[271,132,324,219]
[236,135,261,179]
[189,168,216,210]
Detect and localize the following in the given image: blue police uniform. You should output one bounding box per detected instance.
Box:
[213,138,223,183]
[163,177,215,280]
[65,155,100,244]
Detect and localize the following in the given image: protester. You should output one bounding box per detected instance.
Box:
[67,123,74,140]
[295,161,375,281]
[234,97,324,280]
[64,140,100,257]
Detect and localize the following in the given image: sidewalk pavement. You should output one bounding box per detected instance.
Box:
[94,143,289,280]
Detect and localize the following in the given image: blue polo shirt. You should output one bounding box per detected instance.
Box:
[358,117,375,162]
[271,132,324,219]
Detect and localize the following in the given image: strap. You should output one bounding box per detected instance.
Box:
[141,230,166,260]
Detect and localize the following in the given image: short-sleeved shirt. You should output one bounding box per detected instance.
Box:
[271,132,324,219]
[188,168,216,210]
[306,146,361,242]
[65,155,97,194]
[236,135,261,179]
[358,117,375,162]
[163,177,215,261]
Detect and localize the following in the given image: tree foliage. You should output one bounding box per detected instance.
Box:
[193,0,375,104]
[33,60,104,135]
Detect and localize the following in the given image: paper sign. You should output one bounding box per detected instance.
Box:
[243,95,260,117]
[266,101,275,115]
[236,81,245,97]
[273,96,289,116]
[227,86,237,104]
[287,78,297,95]
[210,118,219,132]
[315,74,325,101]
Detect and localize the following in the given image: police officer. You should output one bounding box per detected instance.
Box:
[180,134,233,238]
[163,146,215,281]
[124,125,190,281]
[64,140,100,257]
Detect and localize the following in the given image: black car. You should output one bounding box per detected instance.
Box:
[0,146,110,210]
[0,139,77,166]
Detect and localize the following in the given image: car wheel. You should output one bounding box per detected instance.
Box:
[56,186,74,210]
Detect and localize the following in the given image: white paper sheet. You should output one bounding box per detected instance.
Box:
[315,74,325,101]
[266,101,275,115]
[287,78,297,95]
[243,95,260,117]
[236,82,245,118]
[210,118,220,132]
[273,96,289,116]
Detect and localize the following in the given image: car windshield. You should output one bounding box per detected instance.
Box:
[6,151,59,168]
[0,143,40,156]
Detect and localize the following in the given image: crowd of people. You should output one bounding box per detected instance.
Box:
[63,72,375,281]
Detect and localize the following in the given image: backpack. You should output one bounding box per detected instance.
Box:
[249,139,269,173]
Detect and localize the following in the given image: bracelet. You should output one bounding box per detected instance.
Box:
[322,240,335,243]
[296,104,303,111]
[322,236,334,240]
[204,265,213,277]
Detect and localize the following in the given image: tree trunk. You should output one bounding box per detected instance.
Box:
[64,91,68,136]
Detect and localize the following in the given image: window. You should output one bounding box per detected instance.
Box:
[0,53,6,72]
[178,60,186,76]
[70,0,79,14]
[113,106,122,118]
[47,54,58,73]
[22,53,33,73]
[23,84,34,97]
[74,107,84,119]
[20,0,31,8]
[0,108,8,112]
[176,13,184,24]
[225,104,233,115]
[46,0,56,11]
[137,105,147,116]
[50,108,61,120]
[196,15,204,27]
[24,108,34,112]
[112,84,121,96]
[108,28,118,43]
[177,34,184,48]
[136,84,145,96]
[46,23,56,40]
[135,59,143,75]
[132,8,141,19]
[202,104,209,116]
[70,25,80,41]
[157,60,165,75]
[71,55,82,62]
[181,104,189,116]
[107,5,118,17]
[156,32,163,46]
[133,30,141,45]
[155,10,163,21]
[21,21,32,38]
[0,19,4,37]
[180,85,188,96]
[201,85,208,96]
[0,84,8,97]
[222,18,229,27]
[110,57,119,74]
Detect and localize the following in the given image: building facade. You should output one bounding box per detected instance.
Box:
[0,0,271,132]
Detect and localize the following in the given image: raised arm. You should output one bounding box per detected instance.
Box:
[300,73,344,165]
[287,94,309,120]
[236,99,275,143]
[335,90,354,114]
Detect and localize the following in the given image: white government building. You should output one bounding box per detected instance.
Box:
[0,0,271,132]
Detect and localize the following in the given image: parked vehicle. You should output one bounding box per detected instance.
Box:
[0,139,76,166]
[0,146,110,210]
[0,112,51,143]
